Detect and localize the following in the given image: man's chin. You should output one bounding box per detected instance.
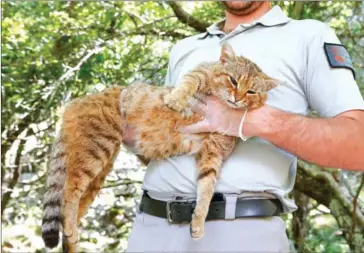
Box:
[222,1,263,16]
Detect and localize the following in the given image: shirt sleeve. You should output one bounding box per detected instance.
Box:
[304,25,364,117]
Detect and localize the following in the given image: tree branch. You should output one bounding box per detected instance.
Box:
[295,160,364,252]
[49,46,105,97]
[103,178,142,189]
[127,28,186,39]
[48,21,185,103]
[349,173,364,246]
[1,131,28,216]
[291,2,304,20]
[166,1,209,33]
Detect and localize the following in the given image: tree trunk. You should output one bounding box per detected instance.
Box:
[295,161,364,252]
[292,190,310,253]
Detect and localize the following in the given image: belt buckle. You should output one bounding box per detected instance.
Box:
[166,199,189,223]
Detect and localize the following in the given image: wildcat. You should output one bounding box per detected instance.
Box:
[41,43,278,253]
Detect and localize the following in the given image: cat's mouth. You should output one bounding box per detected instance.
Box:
[227,100,238,108]
[227,100,247,109]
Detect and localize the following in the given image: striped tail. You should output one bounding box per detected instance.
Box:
[41,131,66,248]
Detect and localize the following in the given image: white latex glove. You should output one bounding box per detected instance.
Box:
[179,96,249,138]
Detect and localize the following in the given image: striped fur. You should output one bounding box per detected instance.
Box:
[42,132,66,248]
[41,43,277,252]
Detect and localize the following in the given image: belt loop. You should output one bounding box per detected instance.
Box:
[224,195,237,220]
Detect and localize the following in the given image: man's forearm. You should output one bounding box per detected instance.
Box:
[251,107,364,170]
[179,96,364,170]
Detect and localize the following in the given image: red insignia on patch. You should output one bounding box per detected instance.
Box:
[324,43,355,79]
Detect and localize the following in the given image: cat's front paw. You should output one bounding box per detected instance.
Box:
[62,234,78,253]
[63,225,78,244]
[63,214,79,244]
[164,93,188,112]
[190,215,205,240]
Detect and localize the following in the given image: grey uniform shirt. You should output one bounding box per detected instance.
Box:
[142,6,364,212]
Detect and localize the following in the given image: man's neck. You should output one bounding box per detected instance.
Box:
[223,2,271,33]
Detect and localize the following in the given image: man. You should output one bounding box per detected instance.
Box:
[126,1,364,252]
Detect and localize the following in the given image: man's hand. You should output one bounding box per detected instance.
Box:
[179,96,267,138]
[120,89,150,165]
[122,124,136,148]
[120,89,136,148]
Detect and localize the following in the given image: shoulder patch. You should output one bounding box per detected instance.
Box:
[324,43,356,79]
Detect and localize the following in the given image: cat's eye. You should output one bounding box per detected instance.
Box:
[246,90,257,95]
[229,76,238,87]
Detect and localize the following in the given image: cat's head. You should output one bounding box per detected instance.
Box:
[214,43,279,109]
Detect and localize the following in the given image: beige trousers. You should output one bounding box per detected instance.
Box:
[126,210,291,253]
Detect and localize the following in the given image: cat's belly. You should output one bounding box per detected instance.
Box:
[124,85,204,160]
[131,111,205,159]
[133,130,204,160]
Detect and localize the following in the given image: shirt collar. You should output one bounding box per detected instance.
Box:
[255,5,291,26]
[198,6,291,39]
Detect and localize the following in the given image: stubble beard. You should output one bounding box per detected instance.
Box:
[222,1,264,16]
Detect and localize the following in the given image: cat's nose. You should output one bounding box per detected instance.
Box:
[229,95,236,103]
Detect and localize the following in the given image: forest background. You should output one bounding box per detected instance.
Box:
[2,1,364,252]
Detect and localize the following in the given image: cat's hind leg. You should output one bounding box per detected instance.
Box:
[62,162,113,253]
[191,135,236,240]
[75,165,111,225]
[61,153,103,253]
[77,148,119,224]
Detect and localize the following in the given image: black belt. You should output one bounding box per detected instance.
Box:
[139,192,283,223]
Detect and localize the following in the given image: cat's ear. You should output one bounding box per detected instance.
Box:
[264,78,280,91]
[220,43,237,64]
[253,77,280,92]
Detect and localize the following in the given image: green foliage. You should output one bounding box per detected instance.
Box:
[306,214,349,253]
[2,1,363,252]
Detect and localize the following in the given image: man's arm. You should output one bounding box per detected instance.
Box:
[180,97,364,171]
[253,106,364,170]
